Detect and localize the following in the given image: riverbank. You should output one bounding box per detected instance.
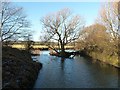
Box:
[2,46,42,89]
[80,50,120,68]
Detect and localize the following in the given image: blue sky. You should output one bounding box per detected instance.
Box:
[14,2,101,41]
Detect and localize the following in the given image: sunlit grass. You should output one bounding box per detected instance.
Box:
[89,51,119,67]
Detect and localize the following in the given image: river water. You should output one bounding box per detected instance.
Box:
[33,50,119,88]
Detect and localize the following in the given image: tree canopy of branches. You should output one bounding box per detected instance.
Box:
[98,1,119,41]
[0,1,30,42]
[97,1,120,57]
[41,8,85,55]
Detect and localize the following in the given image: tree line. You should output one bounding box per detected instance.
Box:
[76,2,120,67]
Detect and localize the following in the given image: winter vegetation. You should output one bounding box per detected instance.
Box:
[1,0,120,89]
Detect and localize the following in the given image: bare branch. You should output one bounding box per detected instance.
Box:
[40,8,85,52]
[0,2,30,42]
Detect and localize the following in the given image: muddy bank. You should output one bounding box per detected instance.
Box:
[2,46,42,89]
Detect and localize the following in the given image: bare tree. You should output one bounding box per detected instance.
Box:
[0,1,30,42]
[41,8,85,56]
[97,1,120,58]
[98,1,119,41]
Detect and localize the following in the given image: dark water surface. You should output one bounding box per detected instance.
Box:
[33,50,119,88]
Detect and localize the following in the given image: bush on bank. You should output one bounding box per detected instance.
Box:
[80,47,119,68]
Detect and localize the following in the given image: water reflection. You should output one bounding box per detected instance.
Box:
[33,50,119,88]
[60,58,65,70]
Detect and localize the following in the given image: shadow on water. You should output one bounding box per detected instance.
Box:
[33,50,120,88]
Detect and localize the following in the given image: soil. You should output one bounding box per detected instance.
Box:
[2,46,42,89]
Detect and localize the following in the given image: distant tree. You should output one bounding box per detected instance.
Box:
[24,34,34,52]
[40,8,85,56]
[0,1,30,42]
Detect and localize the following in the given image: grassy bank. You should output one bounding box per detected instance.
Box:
[89,52,118,67]
[80,50,119,68]
[2,46,42,89]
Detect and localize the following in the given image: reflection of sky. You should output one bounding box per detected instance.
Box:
[40,50,50,55]
[14,2,101,41]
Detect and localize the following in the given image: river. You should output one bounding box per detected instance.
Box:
[32,50,119,88]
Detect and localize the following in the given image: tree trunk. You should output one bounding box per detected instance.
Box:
[60,41,65,56]
[61,44,65,53]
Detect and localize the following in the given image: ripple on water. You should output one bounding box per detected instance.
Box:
[33,50,119,88]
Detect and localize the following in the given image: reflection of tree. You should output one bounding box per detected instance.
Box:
[60,58,65,70]
[118,70,120,88]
